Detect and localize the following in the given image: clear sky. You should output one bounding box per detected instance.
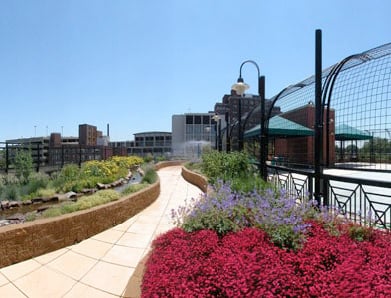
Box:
[0,0,390,142]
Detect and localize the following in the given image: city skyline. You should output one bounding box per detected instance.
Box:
[1,0,390,142]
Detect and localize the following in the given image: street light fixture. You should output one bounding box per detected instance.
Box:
[232,60,266,179]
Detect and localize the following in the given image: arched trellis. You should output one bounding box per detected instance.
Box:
[322,43,391,168]
[256,42,391,172]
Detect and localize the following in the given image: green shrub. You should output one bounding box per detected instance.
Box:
[201,151,252,184]
[347,223,374,242]
[141,167,158,184]
[2,184,20,201]
[21,172,50,199]
[42,208,63,218]
[41,189,120,219]
[13,149,33,183]
[143,154,154,163]
[25,213,38,222]
[121,183,148,195]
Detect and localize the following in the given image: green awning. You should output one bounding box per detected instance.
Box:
[244,115,314,139]
[335,124,373,141]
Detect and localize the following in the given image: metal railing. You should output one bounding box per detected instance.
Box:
[268,164,391,230]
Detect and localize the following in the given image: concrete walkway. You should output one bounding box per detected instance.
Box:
[0,166,203,298]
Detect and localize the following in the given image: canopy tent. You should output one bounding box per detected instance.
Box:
[335,124,373,140]
[244,115,314,139]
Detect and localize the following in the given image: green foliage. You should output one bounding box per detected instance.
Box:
[53,164,80,191]
[182,207,238,235]
[184,161,202,173]
[266,224,305,250]
[201,151,252,184]
[0,150,5,169]
[121,183,148,195]
[41,189,120,218]
[3,184,19,201]
[41,208,63,218]
[141,167,158,184]
[229,175,270,193]
[14,149,33,183]
[155,156,167,162]
[25,213,38,222]
[143,154,154,163]
[21,172,50,199]
[347,224,374,242]
[53,156,142,193]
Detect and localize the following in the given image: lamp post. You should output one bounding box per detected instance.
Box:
[212,114,222,151]
[232,60,266,179]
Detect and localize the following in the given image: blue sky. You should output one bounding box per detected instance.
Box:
[0,0,390,141]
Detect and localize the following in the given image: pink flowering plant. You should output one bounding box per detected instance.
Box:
[142,153,391,296]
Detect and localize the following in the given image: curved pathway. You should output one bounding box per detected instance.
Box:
[0,166,203,298]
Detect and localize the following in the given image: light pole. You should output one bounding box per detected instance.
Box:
[212,114,222,151]
[232,60,266,179]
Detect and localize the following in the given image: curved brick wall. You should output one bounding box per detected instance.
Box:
[181,166,208,193]
[0,161,200,268]
[0,181,160,268]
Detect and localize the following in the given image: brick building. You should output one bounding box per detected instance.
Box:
[273,104,335,165]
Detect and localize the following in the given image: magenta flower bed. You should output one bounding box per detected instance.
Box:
[142,222,391,297]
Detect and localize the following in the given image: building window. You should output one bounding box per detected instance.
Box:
[186,115,193,124]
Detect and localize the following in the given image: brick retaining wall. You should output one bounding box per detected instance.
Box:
[0,182,160,268]
[0,161,200,268]
[181,166,208,193]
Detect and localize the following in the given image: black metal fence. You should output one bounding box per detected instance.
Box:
[261,36,391,229]
[269,164,391,229]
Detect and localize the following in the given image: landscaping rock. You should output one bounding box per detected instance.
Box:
[0,220,10,227]
[97,183,108,190]
[82,188,96,195]
[22,200,32,205]
[6,213,24,221]
[9,201,21,208]
[32,198,44,204]
[1,201,10,209]
[42,196,59,203]
[37,206,49,213]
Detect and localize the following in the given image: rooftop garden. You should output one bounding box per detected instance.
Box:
[141,151,391,297]
[0,153,157,223]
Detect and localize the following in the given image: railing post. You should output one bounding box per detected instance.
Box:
[314,29,323,206]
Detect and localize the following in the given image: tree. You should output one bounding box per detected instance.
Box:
[14,149,33,183]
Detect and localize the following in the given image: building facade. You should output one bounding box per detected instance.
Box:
[4,123,112,170]
[127,132,172,158]
[172,113,225,159]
